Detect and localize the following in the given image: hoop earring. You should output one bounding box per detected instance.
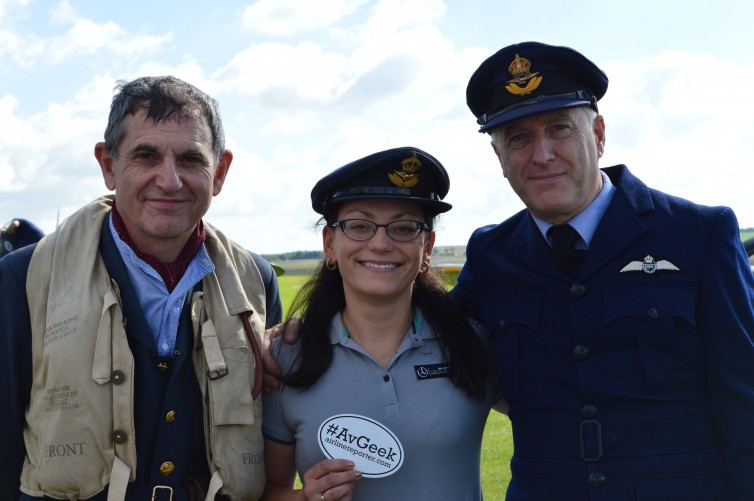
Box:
[419,261,429,273]
[325,259,338,271]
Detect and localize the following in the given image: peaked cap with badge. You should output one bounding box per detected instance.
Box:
[311,146,452,217]
[466,41,609,132]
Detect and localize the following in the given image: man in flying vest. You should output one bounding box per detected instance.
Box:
[0,75,282,500]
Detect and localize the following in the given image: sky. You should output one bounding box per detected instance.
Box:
[2,0,753,254]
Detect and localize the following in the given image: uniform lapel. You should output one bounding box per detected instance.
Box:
[513,213,560,276]
[580,166,655,279]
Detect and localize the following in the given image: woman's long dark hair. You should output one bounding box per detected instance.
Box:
[278,209,490,401]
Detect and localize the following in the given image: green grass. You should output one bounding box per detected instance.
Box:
[482,412,513,498]
[276,273,513,498]
[277,274,309,313]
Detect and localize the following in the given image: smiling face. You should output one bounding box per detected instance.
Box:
[490,106,605,225]
[95,106,231,261]
[323,199,435,305]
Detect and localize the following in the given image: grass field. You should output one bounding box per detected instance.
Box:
[276,273,513,499]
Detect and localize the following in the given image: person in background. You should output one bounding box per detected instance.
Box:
[262,147,501,501]
[0,218,45,258]
[0,75,282,500]
[454,41,754,499]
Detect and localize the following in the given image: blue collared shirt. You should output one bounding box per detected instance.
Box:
[533,170,616,249]
[108,215,214,355]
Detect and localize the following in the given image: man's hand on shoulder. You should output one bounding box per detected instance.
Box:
[262,318,301,395]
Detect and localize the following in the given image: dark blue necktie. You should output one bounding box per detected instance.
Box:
[548,224,585,278]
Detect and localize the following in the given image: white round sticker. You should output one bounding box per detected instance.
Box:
[318,414,404,478]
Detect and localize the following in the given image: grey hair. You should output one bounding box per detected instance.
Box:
[103,76,226,160]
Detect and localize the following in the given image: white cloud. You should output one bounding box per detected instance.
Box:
[242,0,369,36]
[357,0,445,40]
[214,41,349,101]
[0,0,31,26]
[600,51,754,220]
[0,0,170,68]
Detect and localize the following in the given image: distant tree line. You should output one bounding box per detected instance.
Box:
[262,250,324,262]
[262,246,468,263]
[262,232,754,264]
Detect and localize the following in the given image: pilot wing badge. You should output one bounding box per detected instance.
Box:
[620,255,680,275]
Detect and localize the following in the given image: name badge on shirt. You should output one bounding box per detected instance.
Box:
[414,363,451,380]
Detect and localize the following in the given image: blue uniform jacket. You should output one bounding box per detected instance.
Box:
[451,165,754,500]
[0,219,282,500]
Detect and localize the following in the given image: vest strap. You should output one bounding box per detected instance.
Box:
[205,471,224,501]
[193,292,229,380]
[107,455,130,501]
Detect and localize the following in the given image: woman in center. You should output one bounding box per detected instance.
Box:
[262,147,501,500]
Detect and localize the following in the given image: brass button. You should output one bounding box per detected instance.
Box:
[165,410,176,423]
[112,430,127,444]
[159,461,175,476]
[156,362,169,372]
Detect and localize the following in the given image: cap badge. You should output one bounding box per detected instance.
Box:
[505,54,542,96]
[387,153,421,188]
[620,255,680,274]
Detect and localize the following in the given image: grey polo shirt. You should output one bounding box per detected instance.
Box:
[263,309,498,500]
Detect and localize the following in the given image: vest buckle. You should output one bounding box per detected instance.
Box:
[152,485,174,500]
[208,367,229,380]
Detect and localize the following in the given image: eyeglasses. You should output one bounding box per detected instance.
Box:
[331,219,428,242]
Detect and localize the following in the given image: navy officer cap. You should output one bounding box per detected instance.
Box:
[311,146,452,216]
[467,41,608,133]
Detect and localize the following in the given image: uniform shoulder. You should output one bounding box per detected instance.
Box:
[465,209,530,259]
[0,243,36,284]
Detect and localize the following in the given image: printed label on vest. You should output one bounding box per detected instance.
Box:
[242,452,263,465]
[318,414,404,478]
[44,315,80,347]
[43,385,80,413]
[44,442,86,458]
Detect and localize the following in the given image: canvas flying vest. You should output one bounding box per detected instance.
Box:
[22,196,267,500]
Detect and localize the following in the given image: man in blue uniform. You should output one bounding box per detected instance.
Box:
[0,76,282,500]
[452,41,754,499]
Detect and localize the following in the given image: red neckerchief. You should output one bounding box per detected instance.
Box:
[111,202,206,292]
